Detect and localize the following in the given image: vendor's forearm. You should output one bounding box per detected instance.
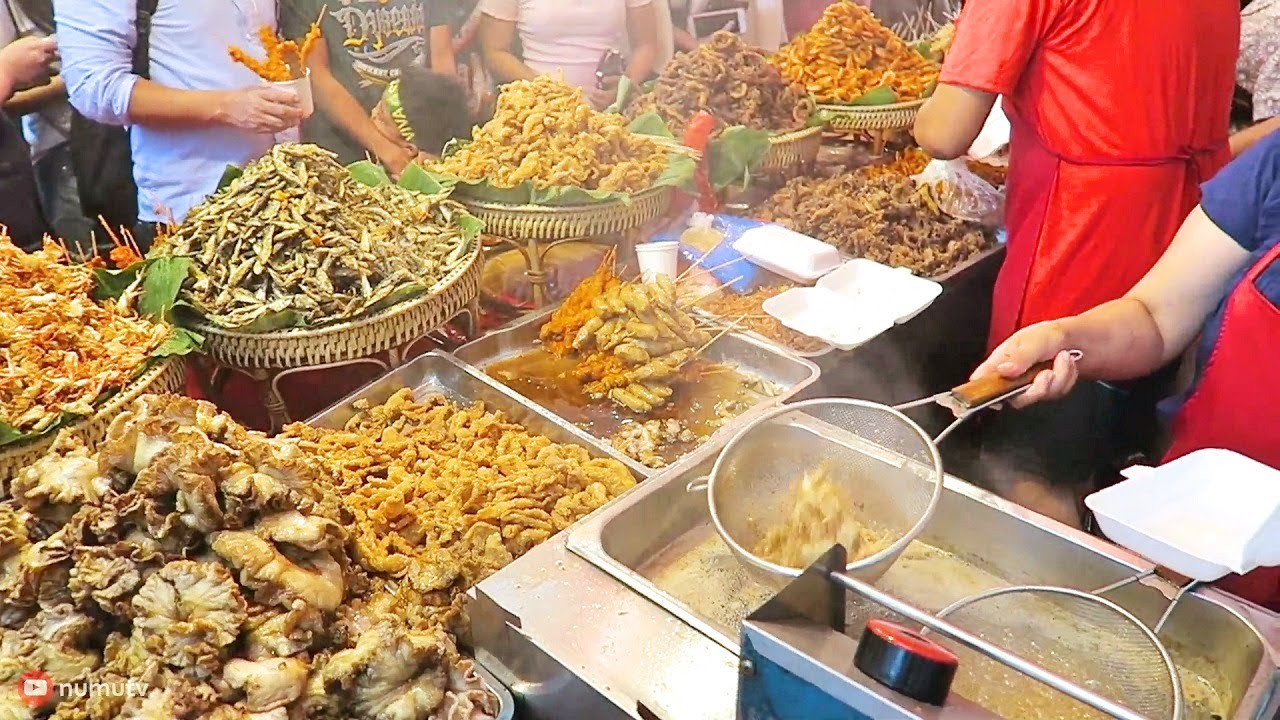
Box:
[5,76,65,116]
[1230,116,1280,157]
[485,49,536,82]
[1055,298,1169,380]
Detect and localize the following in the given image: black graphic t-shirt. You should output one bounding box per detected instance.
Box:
[283,0,444,162]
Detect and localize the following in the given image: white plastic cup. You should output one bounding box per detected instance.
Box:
[271,68,314,117]
[636,241,679,282]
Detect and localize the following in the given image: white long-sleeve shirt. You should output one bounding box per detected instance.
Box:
[56,0,287,223]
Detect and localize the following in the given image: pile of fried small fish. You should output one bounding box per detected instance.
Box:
[625,31,810,135]
[773,1,939,103]
[434,76,670,193]
[756,171,993,277]
[541,259,713,414]
[156,143,475,330]
[0,394,499,719]
[0,237,170,436]
[284,389,635,590]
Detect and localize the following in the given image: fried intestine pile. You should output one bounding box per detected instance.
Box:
[625,31,810,135]
[283,389,635,591]
[433,76,669,193]
[0,395,499,720]
[755,172,993,277]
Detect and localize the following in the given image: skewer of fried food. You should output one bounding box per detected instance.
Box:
[674,253,747,285]
[694,314,747,355]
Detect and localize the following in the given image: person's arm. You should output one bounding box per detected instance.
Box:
[0,35,57,102]
[1231,117,1280,158]
[428,25,458,76]
[479,10,536,83]
[622,1,659,83]
[5,75,64,115]
[915,0,1057,158]
[56,0,301,132]
[304,44,413,175]
[914,84,998,159]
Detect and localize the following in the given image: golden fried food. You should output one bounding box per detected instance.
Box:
[863,147,932,180]
[229,24,321,82]
[434,76,669,193]
[773,1,939,103]
[755,171,994,277]
[285,389,635,587]
[0,237,170,435]
[698,285,830,354]
[753,464,893,568]
[626,31,810,135]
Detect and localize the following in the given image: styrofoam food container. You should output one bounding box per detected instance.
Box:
[761,286,894,351]
[271,69,314,117]
[731,225,841,283]
[636,241,679,282]
[1085,449,1280,582]
[817,259,943,324]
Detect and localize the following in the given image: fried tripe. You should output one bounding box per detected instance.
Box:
[773,1,939,103]
[434,76,669,193]
[285,389,636,589]
[0,237,169,434]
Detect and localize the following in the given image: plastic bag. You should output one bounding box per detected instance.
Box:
[913,158,1005,227]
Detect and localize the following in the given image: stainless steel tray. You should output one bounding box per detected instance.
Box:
[306,350,650,478]
[567,440,1280,720]
[474,662,516,720]
[453,308,821,470]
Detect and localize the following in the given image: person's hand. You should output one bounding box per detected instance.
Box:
[970,321,1079,408]
[215,85,304,134]
[0,36,58,88]
[373,137,416,180]
[589,74,620,110]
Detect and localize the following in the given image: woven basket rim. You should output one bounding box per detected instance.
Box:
[0,356,183,461]
[768,125,824,145]
[457,183,673,213]
[192,240,481,342]
[816,98,929,113]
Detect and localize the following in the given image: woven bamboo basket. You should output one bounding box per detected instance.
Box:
[760,126,824,173]
[456,185,673,241]
[819,99,927,132]
[193,242,483,369]
[0,356,187,479]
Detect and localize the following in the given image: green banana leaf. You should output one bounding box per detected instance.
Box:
[217,164,244,191]
[849,85,898,106]
[604,76,635,114]
[706,126,771,191]
[347,160,392,187]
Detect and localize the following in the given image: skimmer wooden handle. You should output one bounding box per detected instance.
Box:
[949,359,1057,410]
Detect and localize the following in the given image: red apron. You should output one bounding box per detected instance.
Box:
[1162,239,1280,609]
[990,103,1228,348]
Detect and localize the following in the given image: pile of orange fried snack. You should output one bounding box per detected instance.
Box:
[0,237,169,435]
[229,24,322,82]
[772,1,939,104]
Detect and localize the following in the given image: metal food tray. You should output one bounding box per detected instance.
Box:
[452,308,822,471]
[474,662,516,720]
[306,350,651,478]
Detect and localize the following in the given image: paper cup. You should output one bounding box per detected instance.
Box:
[271,68,314,117]
[636,241,679,282]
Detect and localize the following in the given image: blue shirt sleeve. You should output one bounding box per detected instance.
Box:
[55,0,141,127]
[1201,131,1280,253]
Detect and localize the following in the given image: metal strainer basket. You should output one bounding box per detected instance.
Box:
[934,586,1184,720]
[703,398,945,586]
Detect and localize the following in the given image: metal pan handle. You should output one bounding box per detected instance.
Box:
[686,476,709,493]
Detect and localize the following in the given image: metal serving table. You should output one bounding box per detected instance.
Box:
[471,438,1280,720]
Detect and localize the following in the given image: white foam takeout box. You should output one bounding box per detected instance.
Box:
[1086,449,1280,582]
[760,259,944,351]
[731,225,842,282]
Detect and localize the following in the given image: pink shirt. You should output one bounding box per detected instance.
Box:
[481,0,651,89]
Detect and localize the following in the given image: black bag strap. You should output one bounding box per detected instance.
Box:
[133,0,160,80]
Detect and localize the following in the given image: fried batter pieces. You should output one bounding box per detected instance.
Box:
[773,1,940,104]
[0,238,170,435]
[434,76,669,193]
[626,31,810,135]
